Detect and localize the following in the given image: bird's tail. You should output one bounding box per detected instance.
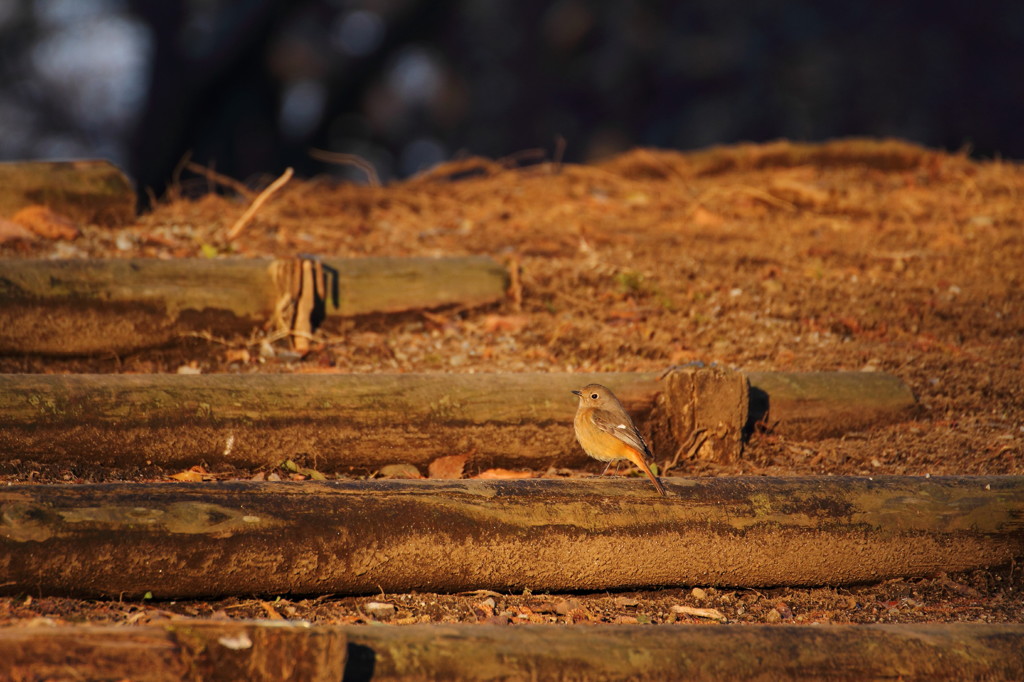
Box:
[630,454,667,497]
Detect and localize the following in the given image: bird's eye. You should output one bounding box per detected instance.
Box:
[590,393,599,399]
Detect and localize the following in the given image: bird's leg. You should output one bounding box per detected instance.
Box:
[602,460,622,476]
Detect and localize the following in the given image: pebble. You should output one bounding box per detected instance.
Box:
[691,587,707,601]
[363,601,396,618]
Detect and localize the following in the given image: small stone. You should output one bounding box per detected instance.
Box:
[378,463,422,479]
[691,587,707,601]
[115,231,135,251]
[766,608,782,623]
[363,602,396,618]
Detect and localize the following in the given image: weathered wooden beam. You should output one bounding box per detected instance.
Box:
[2,622,1021,682]
[0,256,508,354]
[746,370,917,439]
[342,623,1024,681]
[0,477,1019,598]
[0,620,347,682]
[0,369,912,471]
[0,160,136,226]
[0,371,658,470]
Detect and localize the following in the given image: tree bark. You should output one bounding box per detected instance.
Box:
[0,160,136,227]
[0,256,508,354]
[0,369,913,471]
[0,620,347,682]
[0,477,1019,598]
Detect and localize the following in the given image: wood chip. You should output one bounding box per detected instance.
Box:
[671,605,727,621]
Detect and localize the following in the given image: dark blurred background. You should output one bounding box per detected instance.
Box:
[1,0,1022,201]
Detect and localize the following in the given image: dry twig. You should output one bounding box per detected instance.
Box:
[227,167,294,241]
[309,149,380,186]
[185,162,256,199]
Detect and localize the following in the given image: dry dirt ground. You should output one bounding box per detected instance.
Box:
[1,139,1022,627]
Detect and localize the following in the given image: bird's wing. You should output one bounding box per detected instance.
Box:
[590,408,654,460]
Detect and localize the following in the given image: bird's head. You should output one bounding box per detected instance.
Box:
[571,383,614,408]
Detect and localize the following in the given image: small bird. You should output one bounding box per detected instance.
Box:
[572,383,667,496]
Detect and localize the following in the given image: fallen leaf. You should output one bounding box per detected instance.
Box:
[428,453,469,479]
[482,314,529,334]
[259,600,284,620]
[170,466,208,482]
[11,205,80,240]
[140,232,177,247]
[475,468,532,479]
[224,348,251,364]
[0,218,39,244]
[526,599,561,614]
[553,598,583,616]
[691,206,724,227]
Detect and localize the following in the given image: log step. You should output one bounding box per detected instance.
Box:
[1,621,1022,682]
[0,369,915,471]
[1,476,1019,598]
[0,620,347,682]
[0,160,136,227]
[0,256,508,354]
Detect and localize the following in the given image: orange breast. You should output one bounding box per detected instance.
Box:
[574,409,643,463]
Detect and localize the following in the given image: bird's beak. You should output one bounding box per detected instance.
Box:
[571,390,582,396]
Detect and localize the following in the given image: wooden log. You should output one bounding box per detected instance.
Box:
[342,623,1024,681]
[0,477,1019,598]
[0,160,136,226]
[746,370,917,439]
[0,371,665,471]
[0,369,913,471]
[0,256,508,354]
[2,622,1021,682]
[0,621,347,682]
[656,365,748,463]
